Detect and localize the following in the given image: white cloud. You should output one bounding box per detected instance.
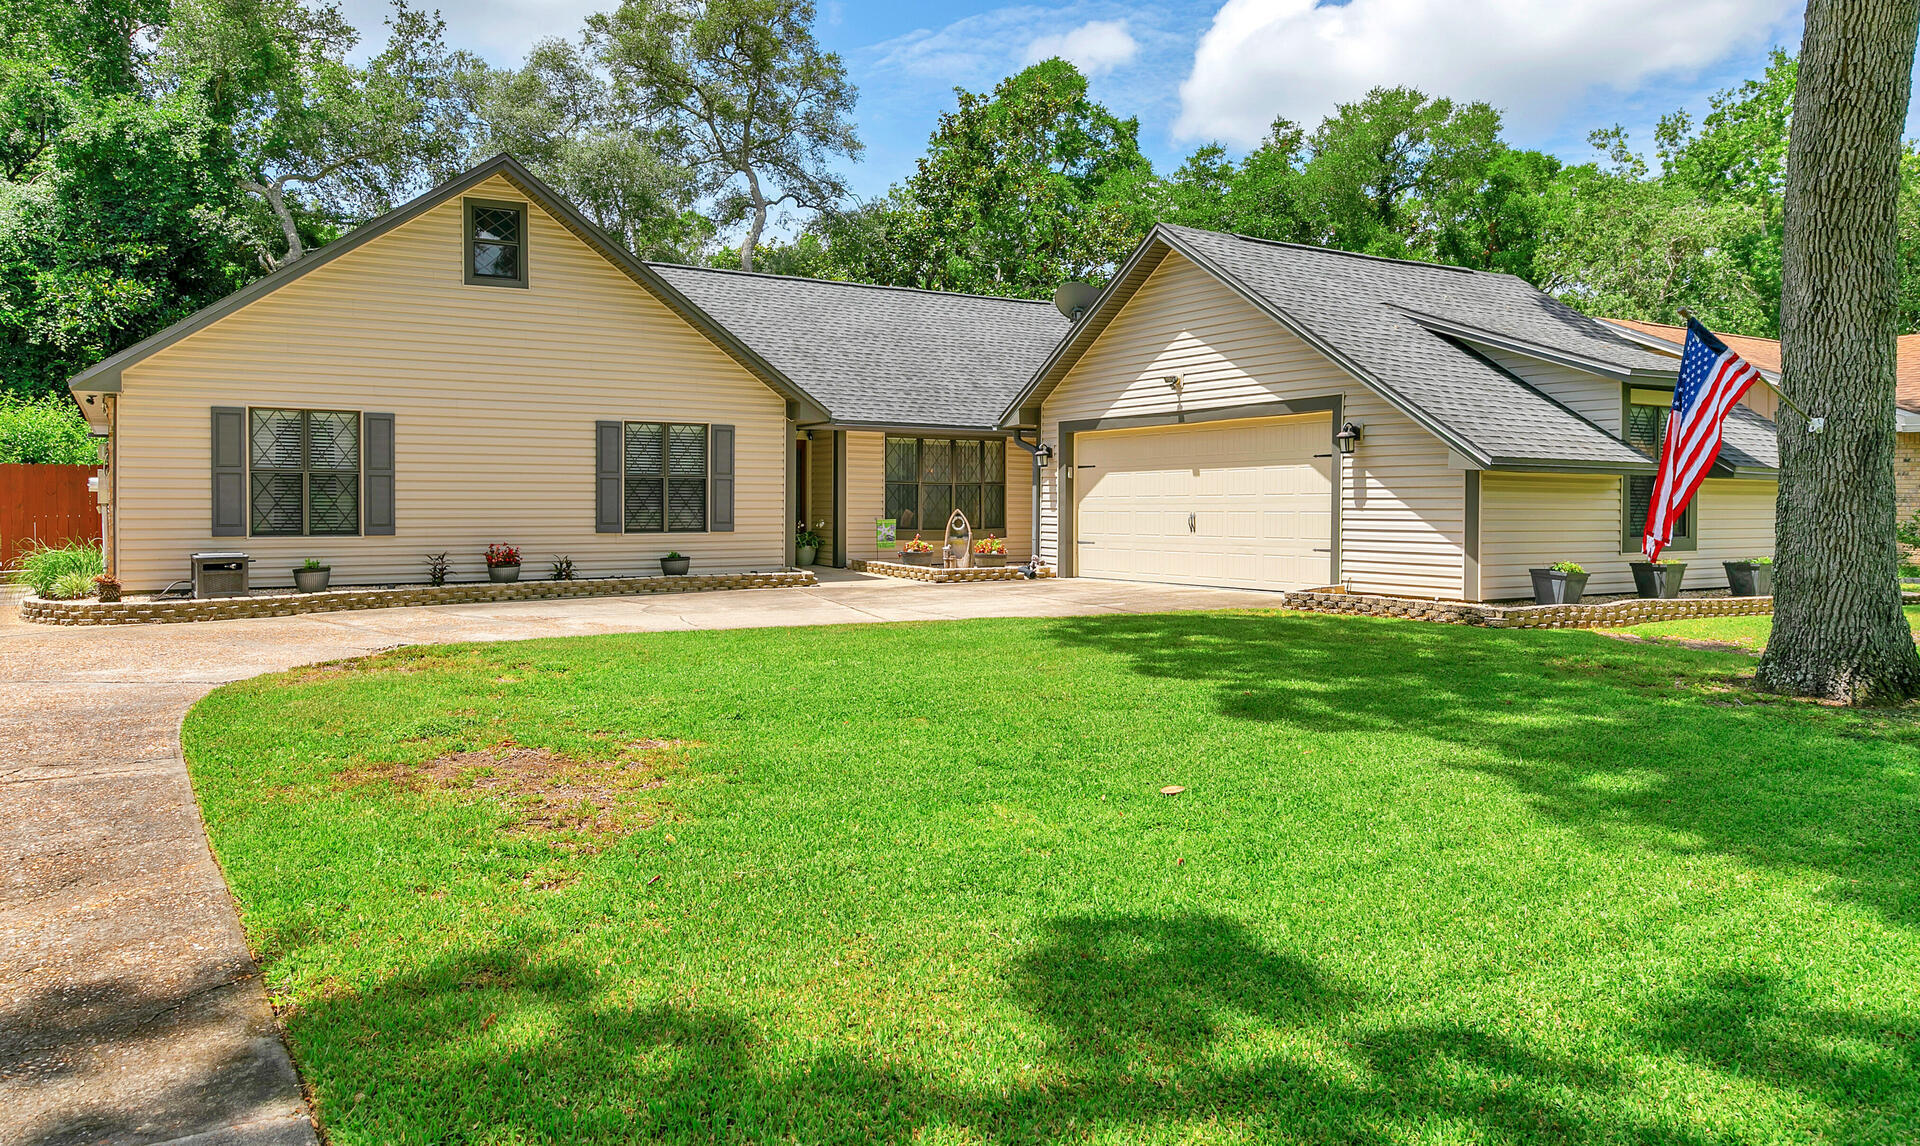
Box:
[1025,19,1140,75]
[1174,0,1800,147]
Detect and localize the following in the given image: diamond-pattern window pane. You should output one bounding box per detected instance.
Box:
[251,472,303,535]
[954,439,982,483]
[307,411,358,470]
[984,439,1004,480]
[1626,403,1667,455]
[626,479,664,532]
[668,424,707,477]
[308,473,359,534]
[919,439,951,483]
[886,483,919,531]
[250,409,303,470]
[983,483,1006,530]
[954,484,981,527]
[667,478,706,531]
[921,483,951,532]
[885,437,917,482]
[472,206,521,244]
[472,242,519,280]
[626,423,665,477]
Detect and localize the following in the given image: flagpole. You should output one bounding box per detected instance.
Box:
[1676,308,1824,432]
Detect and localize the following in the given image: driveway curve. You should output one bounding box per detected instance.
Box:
[0,573,1277,1145]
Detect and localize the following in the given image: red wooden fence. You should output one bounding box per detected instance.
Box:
[1,464,101,569]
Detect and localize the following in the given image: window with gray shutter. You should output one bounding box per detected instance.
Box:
[363,413,395,535]
[248,408,361,536]
[596,421,623,532]
[623,422,708,532]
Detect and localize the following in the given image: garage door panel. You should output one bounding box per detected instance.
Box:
[1074,413,1334,592]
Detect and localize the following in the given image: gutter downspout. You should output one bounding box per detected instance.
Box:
[1011,429,1047,579]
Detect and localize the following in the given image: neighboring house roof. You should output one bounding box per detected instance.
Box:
[649,264,1068,430]
[66,155,833,424]
[1007,224,1762,473]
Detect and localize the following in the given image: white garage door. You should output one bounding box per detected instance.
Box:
[1073,413,1334,591]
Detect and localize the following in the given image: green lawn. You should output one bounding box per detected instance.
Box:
[182,611,1920,1144]
[1609,605,1920,653]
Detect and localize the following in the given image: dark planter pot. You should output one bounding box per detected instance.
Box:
[1724,561,1773,597]
[660,556,691,576]
[1529,568,1589,605]
[292,567,331,593]
[1630,561,1687,599]
[488,564,521,583]
[973,553,1007,568]
[795,545,817,567]
[899,550,934,566]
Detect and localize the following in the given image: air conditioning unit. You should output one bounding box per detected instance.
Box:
[190,551,252,599]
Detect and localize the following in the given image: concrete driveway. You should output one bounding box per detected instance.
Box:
[0,572,1278,1146]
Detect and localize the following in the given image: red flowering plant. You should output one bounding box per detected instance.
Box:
[485,544,521,568]
[900,534,934,554]
[973,534,1006,555]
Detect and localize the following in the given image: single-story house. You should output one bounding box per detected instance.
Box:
[1000,227,1779,600]
[1606,317,1920,527]
[68,154,1780,601]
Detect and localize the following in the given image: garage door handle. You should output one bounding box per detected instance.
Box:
[1188,513,1196,533]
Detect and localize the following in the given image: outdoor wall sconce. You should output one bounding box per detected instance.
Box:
[1335,421,1364,454]
[1036,443,1054,468]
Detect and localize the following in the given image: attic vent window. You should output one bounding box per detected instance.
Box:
[465,199,527,287]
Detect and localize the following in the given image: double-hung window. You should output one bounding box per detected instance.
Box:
[884,436,1007,533]
[1622,387,1694,551]
[250,408,360,536]
[465,199,527,287]
[624,422,709,532]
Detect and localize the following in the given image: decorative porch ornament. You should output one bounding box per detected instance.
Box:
[942,509,973,569]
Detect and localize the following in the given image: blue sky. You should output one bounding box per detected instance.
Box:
[341,0,1863,208]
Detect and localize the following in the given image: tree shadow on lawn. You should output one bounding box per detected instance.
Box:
[293,912,1908,1143]
[1043,612,1920,930]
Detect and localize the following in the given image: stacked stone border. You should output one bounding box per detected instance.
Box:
[849,559,1056,583]
[20,570,817,626]
[1278,590,1775,629]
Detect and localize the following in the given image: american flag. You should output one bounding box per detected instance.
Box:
[1643,317,1761,561]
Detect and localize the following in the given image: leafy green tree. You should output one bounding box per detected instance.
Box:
[587,0,859,271]
[459,37,705,260]
[0,391,95,463]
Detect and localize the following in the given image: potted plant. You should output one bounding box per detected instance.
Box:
[795,522,823,566]
[1528,560,1588,605]
[486,544,522,583]
[1629,559,1687,599]
[292,557,331,593]
[899,534,935,566]
[660,551,691,576]
[973,534,1008,568]
[1724,555,1773,597]
[92,574,122,603]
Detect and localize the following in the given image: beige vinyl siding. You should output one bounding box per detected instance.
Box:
[1040,251,1463,597]
[1480,473,1777,599]
[842,430,1031,563]
[112,174,787,590]
[1468,343,1622,435]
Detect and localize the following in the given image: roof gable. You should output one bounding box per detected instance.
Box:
[69,155,829,422]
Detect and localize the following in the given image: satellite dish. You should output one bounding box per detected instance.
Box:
[1053,281,1100,321]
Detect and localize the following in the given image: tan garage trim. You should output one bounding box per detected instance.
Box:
[1058,397,1342,586]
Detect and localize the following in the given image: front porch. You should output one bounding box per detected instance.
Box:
[795,429,1034,569]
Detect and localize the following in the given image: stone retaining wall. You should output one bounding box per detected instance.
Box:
[849,559,1055,583]
[1277,589,1775,629]
[20,570,817,626]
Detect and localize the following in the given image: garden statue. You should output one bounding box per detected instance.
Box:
[943,509,973,569]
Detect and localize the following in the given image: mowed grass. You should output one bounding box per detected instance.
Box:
[1610,604,1920,653]
[182,610,1920,1144]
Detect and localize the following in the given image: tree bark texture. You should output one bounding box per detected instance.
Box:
[1758,0,1920,703]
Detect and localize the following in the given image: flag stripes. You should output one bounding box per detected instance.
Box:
[1643,318,1760,561]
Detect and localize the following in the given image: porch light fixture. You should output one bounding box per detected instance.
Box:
[1335,421,1364,455]
[1036,443,1054,468]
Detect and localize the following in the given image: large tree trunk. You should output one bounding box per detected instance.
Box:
[740,166,767,272]
[1756,0,1920,704]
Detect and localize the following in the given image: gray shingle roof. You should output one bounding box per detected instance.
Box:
[648,264,1070,429]
[1153,225,1719,469]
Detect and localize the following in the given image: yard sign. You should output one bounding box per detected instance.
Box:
[876,518,896,551]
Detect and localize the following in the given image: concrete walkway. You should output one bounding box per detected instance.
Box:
[0,573,1277,1145]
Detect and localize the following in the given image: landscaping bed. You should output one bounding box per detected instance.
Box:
[184,611,1920,1143]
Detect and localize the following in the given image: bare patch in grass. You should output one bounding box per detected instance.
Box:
[339,738,689,837]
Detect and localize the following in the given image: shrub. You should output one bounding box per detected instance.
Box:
[549,555,575,580]
[47,569,96,600]
[12,539,104,596]
[1548,560,1586,575]
[0,394,95,465]
[425,552,451,586]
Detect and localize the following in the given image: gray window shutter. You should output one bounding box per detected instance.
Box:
[211,406,245,536]
[710,424,734,532]
[363,413,395,535]
[596,420,623,533]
